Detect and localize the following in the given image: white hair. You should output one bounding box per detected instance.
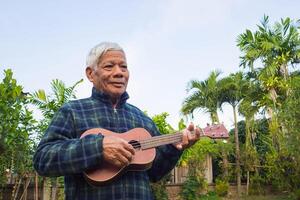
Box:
[86,42,124,68]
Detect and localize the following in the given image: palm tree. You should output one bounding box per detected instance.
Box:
[219,72,248,196]
[31,79,83,120]
[181,70,221,124]
[238,77,262,195]
[237,16,300,154]
[237,15,300,115]
[181,70,230,182]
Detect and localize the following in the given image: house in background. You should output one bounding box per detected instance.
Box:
[168,123,229,184]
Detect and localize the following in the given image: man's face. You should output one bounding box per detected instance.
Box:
[86,50,129,100]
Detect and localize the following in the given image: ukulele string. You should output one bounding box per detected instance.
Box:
[129,130,201,149]
[140,134,183,149]
[128,134,182,149]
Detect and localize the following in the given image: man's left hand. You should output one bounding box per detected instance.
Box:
[173,123,201,150]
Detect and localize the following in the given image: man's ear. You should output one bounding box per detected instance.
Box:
[86,66,94,83]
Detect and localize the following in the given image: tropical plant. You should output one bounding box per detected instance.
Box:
[181,70,231,179]
[237,15,300,151]
[218,72,249,196]
[181,70,222,124]
[0,69,36,199]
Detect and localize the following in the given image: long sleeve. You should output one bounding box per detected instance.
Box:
[33,105,104,177]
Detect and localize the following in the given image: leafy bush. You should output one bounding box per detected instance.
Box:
[199,191,221,200]
[179,174,207,200]
[150,174,170,200]
[249,173,266,195]
[215,179,229,197]
[293,188,300,200]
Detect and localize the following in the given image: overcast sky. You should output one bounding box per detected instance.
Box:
[1,0,299,129]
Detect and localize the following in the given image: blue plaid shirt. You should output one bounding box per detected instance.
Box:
[33,87,182,200]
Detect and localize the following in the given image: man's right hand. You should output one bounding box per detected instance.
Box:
[102,136,135,167]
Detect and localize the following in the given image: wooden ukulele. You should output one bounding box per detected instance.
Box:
[80,124,229,186]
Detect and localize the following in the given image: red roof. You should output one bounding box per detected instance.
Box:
[201,123,229,139]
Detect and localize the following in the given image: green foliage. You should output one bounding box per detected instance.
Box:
[263,75,300,192]
[30,79,83,139]
[152,112,174,134]
[0,69,36,185]
[150,112,175,200]
[198,191,221,200]
[178,138,218,167]
[215,179,229,197]
[30,79,83,121]
[181,70,221,124]
[150,173,171,200]
[292,188,300,200]
[179,173,207,200]
[249,173,266,195]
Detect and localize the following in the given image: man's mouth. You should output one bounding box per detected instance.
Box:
[111,82,125,87]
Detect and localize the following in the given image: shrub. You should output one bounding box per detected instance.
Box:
[249,173,266,195]
[215,179,229,197]
[179,174,207,200]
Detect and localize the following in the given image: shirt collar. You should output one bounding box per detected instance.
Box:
[91,87,129,106]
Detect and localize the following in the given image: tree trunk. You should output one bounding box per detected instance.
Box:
[222,149,229,179]
[51,178,58,200]
[42,177,50,200]
[246,171,249,196]
[211,111,220,124]
[35,172,38,200]
[280,63,288,81]
[233,105,241,196]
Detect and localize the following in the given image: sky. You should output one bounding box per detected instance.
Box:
[1,0,299,130]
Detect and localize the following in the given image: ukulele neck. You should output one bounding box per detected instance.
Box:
[140,132,183,150]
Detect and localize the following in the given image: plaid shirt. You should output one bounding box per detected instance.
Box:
[33,87,182,200]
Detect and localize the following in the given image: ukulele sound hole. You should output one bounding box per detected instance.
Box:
[129,140,141,150]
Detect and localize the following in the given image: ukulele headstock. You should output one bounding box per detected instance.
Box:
[199,123,229,139]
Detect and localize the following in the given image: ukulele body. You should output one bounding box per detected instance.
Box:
[80,128,156,186]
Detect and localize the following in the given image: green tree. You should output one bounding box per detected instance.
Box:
[237,15,300,82]
[219,72,248,196]
[237,15,300,151]
[181,70,230,183]
[237,16,300,193]
[30,79,83,138]
[267,73,300,192]
[181,70,222,124]
[0,69,36,199]
[237,76,262,194]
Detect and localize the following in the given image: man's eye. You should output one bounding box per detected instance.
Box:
[104,65,113,69]
[121,65,127,69]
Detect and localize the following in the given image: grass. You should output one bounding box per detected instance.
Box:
[223,194,295,200]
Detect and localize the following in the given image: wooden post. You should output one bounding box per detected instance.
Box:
[35,173,38,200]
[12,178,22,200]
[19,177,30,200]
[42,177,50,200]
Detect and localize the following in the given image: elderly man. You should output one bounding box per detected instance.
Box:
[33,42,200,200]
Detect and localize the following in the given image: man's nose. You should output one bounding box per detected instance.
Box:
[112,65,124,76]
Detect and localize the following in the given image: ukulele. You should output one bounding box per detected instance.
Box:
[80,124,229,186]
